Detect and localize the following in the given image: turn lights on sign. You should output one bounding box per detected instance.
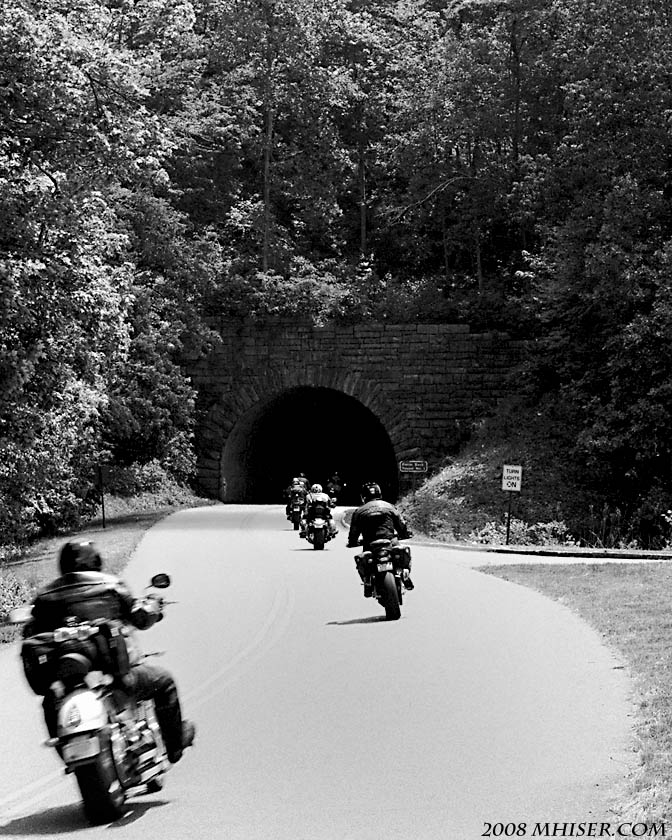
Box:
[502,464,523,492]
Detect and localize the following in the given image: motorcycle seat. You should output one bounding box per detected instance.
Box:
[369,539,393,549]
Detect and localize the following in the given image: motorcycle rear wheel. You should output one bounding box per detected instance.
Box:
[74,736,126,824]
[379,572,401,620]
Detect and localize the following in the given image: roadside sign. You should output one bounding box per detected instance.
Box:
[502,464,522,492]
[399,460,428,474]
[501,465,523,545]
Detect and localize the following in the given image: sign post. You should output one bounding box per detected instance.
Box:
[399,460,428,495]
[97,464,109,529]
[501,464,523,545]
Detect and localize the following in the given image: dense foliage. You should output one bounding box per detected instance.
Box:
[1,0,672,545]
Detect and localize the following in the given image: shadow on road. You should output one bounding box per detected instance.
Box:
[326,616,389,626]
[290,546,335,553]
[0,799,168,835]
[0,804,87,835]
[108,799,169,828]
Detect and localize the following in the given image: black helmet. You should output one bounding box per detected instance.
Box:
[59,541,103,575]
[361,482,382,502]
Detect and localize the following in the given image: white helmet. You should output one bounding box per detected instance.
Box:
[311,483,322,493]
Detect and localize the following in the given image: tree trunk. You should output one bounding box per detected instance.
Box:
[262,103,274,272]
[359,137,366,255]
[261,0,276,273]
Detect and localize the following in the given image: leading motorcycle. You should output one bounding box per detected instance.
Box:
[11,574,173,824]
[352,539,412,620]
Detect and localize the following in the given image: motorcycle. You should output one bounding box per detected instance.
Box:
[286,490,305,530]
[325,481,342,506]
[302,514,336,550]
[11,574,173,825]
[352,539,412,620]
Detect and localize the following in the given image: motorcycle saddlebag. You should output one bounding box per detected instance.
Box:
[21,635,99,695]
[392,545,412,570]
[21,634,60,696]
[21,626,128,695]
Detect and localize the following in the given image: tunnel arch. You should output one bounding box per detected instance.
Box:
[220,386,399,503]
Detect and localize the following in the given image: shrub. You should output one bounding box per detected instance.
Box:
[0,572,33,623]
[104,461,180,496]
[399,493,460,541]
[469,517,578,546]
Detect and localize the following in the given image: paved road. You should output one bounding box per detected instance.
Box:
[0,505,635,839]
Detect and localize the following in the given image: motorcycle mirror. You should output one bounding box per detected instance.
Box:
[9,605,32,624]
[150,573,171,589]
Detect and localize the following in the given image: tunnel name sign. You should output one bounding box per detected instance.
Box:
[399,460,428,474]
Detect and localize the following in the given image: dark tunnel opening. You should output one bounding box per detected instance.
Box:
[221,387,399,504]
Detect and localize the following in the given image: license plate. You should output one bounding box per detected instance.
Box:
[377,562,392,572]
[62,734,100,763]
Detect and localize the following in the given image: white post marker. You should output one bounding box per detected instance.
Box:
[502,465,523,544]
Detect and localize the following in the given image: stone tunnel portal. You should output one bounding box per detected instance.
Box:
[220,386,399,504]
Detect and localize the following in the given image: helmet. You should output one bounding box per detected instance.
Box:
[59,541,103,575]
[361,482,382,502]
[311,483,322,493]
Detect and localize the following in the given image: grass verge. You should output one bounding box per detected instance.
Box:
[0,492,216,644]
[480,562,672,823]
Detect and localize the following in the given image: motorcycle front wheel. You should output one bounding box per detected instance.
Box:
[312,530,325,550]
[379,571,401,620]
[74,735,126,824]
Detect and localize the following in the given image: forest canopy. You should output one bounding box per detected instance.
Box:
[2,0,672,545]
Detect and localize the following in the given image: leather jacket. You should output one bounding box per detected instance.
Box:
[287,484,307,502]
[24,571,160,638]
[347,499,412,549]
[305,492,333,520]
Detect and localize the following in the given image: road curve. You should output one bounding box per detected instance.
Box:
[0,505,635,839]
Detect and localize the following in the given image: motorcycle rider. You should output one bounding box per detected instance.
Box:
[325,473,344,504]
[23,541,196,764]
[285,476,308,518]
[347,482,414,592]
[300,483,338,538]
